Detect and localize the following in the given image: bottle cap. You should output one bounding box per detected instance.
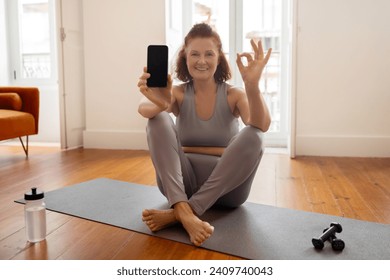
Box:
[24,187,44,200]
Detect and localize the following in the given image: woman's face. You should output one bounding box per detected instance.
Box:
[185,37,219,82]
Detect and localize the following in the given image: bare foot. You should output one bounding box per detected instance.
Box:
[142,209,178,232]
[174,202,214,246]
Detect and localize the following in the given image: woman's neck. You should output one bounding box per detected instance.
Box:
[193,79,217,95]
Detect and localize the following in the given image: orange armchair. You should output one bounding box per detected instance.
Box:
[0,87,40,156]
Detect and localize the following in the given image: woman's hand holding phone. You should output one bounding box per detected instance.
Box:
[137,67,172,110]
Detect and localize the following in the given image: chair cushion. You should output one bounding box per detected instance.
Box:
[0,93,23,111]
[0,109,35,140]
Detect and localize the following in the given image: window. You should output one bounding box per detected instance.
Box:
[6,0,57,84]
[167,0,291,147]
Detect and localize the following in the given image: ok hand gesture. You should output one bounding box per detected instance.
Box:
[236,39,272,87]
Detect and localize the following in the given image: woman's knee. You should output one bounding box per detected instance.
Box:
[147,112,172,129]
[236,126,264,157]
[244,125,264,145]
[146,112,175,139]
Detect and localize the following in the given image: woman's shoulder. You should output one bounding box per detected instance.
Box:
[172,82,189,106]
[173,83,187,97]
[173,82,186,92]
[226,83,246,100]
[225,83,247,115]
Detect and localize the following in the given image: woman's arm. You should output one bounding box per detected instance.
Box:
[138,96,168,119]
[137,67,174,119]
[235,39,272,132]
[235,83,271,132]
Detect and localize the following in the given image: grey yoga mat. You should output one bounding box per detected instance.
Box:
[16,178,390,259]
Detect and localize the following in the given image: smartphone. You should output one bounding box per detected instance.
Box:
[146,45,168,87]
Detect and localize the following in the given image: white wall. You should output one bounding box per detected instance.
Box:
[82,0,166,149]
[0,0,9,84]
[294,0,390,157]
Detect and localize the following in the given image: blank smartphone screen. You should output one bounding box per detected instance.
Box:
[147,45,168,87]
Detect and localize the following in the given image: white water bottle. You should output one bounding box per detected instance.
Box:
[24,187,46,243]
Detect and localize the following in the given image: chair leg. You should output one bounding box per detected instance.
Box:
[19,136,29,157]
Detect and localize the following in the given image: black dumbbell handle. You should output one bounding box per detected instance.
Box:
[318,224,340,242]
[312,223,342,249]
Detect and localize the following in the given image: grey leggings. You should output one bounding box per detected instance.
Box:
[146,112,264,216]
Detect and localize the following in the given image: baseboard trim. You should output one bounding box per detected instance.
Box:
[83,130,147,150]
[296,135,390,157]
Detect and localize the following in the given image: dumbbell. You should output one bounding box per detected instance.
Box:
[312,222,343,250]
[328,234,345,251]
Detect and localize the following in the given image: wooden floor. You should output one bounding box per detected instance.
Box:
[1,145,389,260]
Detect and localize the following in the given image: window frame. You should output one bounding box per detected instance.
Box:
[6,0,58,86]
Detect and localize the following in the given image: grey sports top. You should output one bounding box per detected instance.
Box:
[176,82,239,147]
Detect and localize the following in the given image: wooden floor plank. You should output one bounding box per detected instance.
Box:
[275,156,313,211]
[318,157,379,222]
[300,157,342,217]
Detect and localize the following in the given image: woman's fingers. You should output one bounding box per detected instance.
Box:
[240,40,267,64]
[236,53,244,71]
[138,70,151,88]
[257,40,265,59]
[166,74,173,88]
[139,85,151,96]
[237,53,254,67]
[139,72,150,80]
[250,39,272,63]
[237,46,272,68]
[264,48,272,65]
[236,53,253,72]
[250,39,260,60]
[240,52,254,62]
